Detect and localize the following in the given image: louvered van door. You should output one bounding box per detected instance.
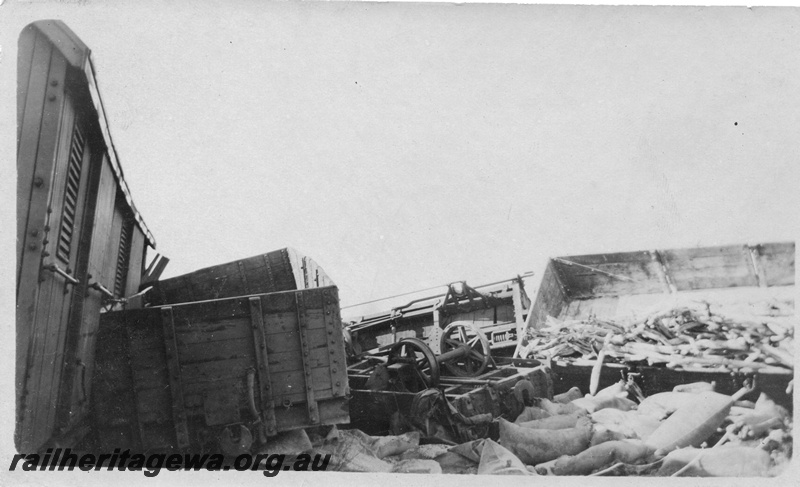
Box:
[21,101,94,451]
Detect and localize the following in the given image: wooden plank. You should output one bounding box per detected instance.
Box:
[173,298,249,325]
[160,307,190,450]
[526,262,567,331]
[295,292,319,424]
[23,49,73,452]
[15,32,54,438]
[175,317,252,345]
[555,258,664,298]
[17,26,37,151]
[748,245,768,288]
[124,227,146,297]
[16,29,51,285]
[85,158,117,290]
[92,312,141,449]
[268,350,329,373]
[322,287,347,397]
[249,297,277,435]
[661,245,758,290]
[102,205,124,289]
[757,242,795,287]
[179,357,253,385]
[177,337,253,365]
[148,248,302,305]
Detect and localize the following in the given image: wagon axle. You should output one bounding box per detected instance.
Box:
[386,321,492,391]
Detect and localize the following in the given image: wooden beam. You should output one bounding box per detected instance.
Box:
[295,293,320,425]
[249,297,277,436]
[160,307,190,449]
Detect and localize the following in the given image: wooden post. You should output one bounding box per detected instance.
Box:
[295,293,320,424]
[249,297,277,435]
[160,307,190,449]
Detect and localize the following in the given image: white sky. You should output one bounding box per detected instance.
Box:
[1,1,799,483]
[3,2,799,314]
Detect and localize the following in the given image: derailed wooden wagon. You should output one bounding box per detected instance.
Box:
[93,286,350,454]
[16,20,159,452]
[346,274,534,358]
[521,242,795,408]
[144,247,334,307]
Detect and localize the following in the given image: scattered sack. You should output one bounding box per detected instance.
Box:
[673,381,716,393]
[373,431,421,458]
[391,459,443,474]
[538,398,588,416]
[554,387,583,404]
[316,429,393,473]
[637,392,696,419]
[551,440,653,476]
[589,425,629,447]
[593,409,661,442]
[514,406,552,423]
[518,412,583,430]
[259,428,312,455]
[477,439,536,475]
[498,417,592,465]
[656,445,773,477]
[433,451,478,475]
[646,391,733,457]
[571,395,638,414]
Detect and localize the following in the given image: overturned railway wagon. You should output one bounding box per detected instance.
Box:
[145,248,334,307]
[94,286,350,454]
[16,20,157,452]
[522,242,795,407]
[346,275,533,358]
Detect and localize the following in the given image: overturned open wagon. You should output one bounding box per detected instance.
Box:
[93,286,350,454]
[521,242,795,408]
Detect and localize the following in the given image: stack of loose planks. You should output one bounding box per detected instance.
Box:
[521,296,794,375]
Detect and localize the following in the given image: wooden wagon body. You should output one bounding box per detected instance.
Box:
[93,286,350,453]
[146,247,334,306]
[525,242,795,406]
[16,20,157,452]
[346,276,533,358]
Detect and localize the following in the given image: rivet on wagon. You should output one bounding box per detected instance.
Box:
[51,79,59,86]
[48,94,57,101]
[28,243,37,251]
[332,368,337,373]
[336,382,341,386]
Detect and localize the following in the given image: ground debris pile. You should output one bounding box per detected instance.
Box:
[300,376,791,476]
[519,295,795,374]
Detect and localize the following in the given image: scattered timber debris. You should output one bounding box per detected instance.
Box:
[519,296,795,375]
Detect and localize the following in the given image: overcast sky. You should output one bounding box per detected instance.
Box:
[4,2,799,319]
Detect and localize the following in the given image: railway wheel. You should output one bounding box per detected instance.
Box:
[439,321,491,377]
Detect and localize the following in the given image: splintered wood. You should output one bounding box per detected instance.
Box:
[520,288,795,375]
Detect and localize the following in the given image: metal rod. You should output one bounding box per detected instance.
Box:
[88,281,114,299]
[342,271,535,310]
[552,258,635,282]
[43,262,79,285]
